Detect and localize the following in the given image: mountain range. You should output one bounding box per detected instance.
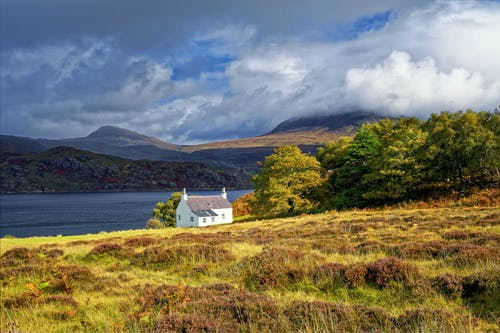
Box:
[1,111,385,193]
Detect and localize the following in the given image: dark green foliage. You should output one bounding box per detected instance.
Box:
[151,192,182,228]
[331,126,381,209]
[318,110,499,209]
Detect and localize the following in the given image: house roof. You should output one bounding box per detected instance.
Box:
[186,196,232,212]
[193,209,218,217]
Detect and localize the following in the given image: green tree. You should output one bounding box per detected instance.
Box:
[423,110,499,189]
[331,125,382,209]
[317,136,352,171]
[362,117,427,203]
[151,192,182,228]
[251,145,324,216]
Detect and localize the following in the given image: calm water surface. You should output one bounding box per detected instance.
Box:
[0,190,252,238]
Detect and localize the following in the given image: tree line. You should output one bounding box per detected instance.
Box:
[251,110,500,215]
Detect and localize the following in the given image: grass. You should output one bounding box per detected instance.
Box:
[1,205,499,332]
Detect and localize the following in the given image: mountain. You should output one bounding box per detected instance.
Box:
[0,135,47,154]
[0,111,385,179]
[0,146,251,193]
[36,126,191,162]
[269,111,385,134]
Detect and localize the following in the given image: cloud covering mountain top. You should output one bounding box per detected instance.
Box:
[1,0,499,143]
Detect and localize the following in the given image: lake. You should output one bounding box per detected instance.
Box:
[0,190,252,238]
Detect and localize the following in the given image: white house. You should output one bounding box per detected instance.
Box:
[176,188,233,228]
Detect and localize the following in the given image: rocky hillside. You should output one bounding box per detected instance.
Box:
[0,147,250,193]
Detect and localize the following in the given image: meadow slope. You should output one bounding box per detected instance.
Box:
[1,205,499,332]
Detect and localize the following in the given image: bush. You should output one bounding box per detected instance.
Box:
[400,241,447,259]
[462,270,499,321]
[154,312,233,333]
[146,218,163,229]
[344,264,368,288]
[238,247,311,290]
[135,284,280,332]
[366,257,420,288]
[432,273,464,298]
[232,192,254,217]
[443,230,469,240]
[452,244,498,266]
[88,243,132,259]
[124,237,160,248]
[312,262,346,290]
[133,245,234,269]
[0,247,37,267]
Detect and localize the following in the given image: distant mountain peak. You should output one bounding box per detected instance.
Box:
[269,111,386,134]
[87,125,145,139]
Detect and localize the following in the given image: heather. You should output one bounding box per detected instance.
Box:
[1,203,498,332]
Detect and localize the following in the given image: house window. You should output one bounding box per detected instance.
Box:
[203,218,206,223]
[190,216,194,222]
[178,215,181,221]
[211,217,215,222]
[222,214,225,219]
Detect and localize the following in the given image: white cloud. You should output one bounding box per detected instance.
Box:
[345,51,500,115]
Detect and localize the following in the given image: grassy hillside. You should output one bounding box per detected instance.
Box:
[1,205,499,332]
[181,129,347,152]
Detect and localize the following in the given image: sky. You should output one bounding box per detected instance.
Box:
[1,0,500,144]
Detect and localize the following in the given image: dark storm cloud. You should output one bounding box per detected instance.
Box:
[1,0,425,52]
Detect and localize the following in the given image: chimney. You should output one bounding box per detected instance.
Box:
[221,186,227,199]
[182,188,188,200]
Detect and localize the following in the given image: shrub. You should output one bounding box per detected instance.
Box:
[154,312,235,333]
[462,270,499,321]
[432,273,464,298]
[232,192,254,217]
[137,285,187,316]
[124,237,160,248]
[344,264,368,288]
[135,284,280,332]
[146,218,163,229]
[312,262,346,290]
[366,257,420,288]
[452,244,498,266]
[46,265,95,293]
[238,247,310,290]
[443,230,469,240]
[88,243,132,259]
[400,241,447,259]
[2,292,39,308]
[0,247,36,267]
[133,245,234,269]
